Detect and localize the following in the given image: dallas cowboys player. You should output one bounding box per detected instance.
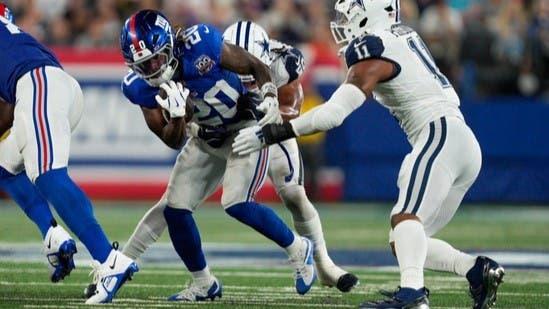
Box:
[233,0,505,308]
[117,10,316,301]
[223,21,358,292]
[0,3,137,304]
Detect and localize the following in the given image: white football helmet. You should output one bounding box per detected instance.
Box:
[223,21,272,83]
[330,0,400,50]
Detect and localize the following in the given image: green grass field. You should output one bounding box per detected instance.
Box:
[1,201,549,308]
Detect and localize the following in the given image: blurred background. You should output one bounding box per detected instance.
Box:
[2,0,548,204]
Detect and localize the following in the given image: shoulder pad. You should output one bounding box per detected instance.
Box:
[283,47,305,83]
[345,35,385,67]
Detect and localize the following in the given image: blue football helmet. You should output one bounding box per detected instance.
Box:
[120,10,177,86]
[0,2,14,23]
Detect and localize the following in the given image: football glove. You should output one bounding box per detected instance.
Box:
[257,96,283,126]
[155,81,189,119]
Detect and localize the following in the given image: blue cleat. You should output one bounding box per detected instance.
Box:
[466,256,505,309]
[290,237,316,295]
[360,287,430,309]
[44,221,77,283]
[168,277,222,302]
[85,243,139,304]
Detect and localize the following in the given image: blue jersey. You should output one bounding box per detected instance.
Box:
[122,24,246,128]
[0,16,61,103]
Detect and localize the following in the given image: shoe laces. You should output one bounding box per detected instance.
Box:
[176,281,208,299]
[289,247,309,280]
[88,260,105,285]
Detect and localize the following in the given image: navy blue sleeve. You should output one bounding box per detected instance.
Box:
[284,47,305,83]
[344,35,385,68]
[121,72,158,109]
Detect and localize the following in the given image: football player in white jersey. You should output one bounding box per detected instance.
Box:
[233,0,505,308]
[223,21,358,292]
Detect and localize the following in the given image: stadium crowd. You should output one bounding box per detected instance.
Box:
[7,0,547,99]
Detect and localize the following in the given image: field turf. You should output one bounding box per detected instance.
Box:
[0,201,548,308]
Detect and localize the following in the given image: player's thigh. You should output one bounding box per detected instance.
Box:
[13,66,83,182]
[166,138,226,211]
[222,146,270,208]
[391,117,454,221]
[0,132,25,175]
[268,138,303,193]
[423,184,469,236]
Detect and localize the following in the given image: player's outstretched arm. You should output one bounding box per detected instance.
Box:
[291,58,394,135]
[141,107,187,150]
[232,59,395,155]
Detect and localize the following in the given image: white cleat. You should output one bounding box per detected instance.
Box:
[290,237,316,295]
[317,262,360,293]
[43,221,77,283]
[85,244,139,304]
[168,277,223,302]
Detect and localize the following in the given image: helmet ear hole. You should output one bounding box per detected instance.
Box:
[359,18,368,28]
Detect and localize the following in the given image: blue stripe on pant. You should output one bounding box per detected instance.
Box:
[400,117,447,214]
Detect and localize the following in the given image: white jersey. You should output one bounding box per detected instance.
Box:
[344,25,463,141]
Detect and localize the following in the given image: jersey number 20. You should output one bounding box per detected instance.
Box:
[407,36,451,88]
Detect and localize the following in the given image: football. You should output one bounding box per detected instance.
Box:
[158,87,194,122]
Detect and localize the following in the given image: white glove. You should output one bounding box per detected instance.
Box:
[257,96,282,126]
[232,125,265,156]
[155,81,189,119]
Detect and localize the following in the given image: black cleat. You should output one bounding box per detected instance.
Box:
[336,273,359,292]
[360,287,430,309]
[467,256,505,309]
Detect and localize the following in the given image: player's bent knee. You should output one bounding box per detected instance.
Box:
[390,213,421,229]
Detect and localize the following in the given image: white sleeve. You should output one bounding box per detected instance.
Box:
[289,83,366,136]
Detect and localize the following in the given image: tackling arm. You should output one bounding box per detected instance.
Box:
[141,107,187,150]
[290,58,394,136]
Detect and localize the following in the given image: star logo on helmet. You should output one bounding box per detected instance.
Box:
[350,0,364,10]
[257,38,270,58]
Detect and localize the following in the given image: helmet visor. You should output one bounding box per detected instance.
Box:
[131,51,169,78]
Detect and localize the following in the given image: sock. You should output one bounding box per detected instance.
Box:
[35,168,111,262]
[279,186,332,263]
[394,220,427,290]
[225,202,295,248]
[163,206,206,272]
[191,266,213,285]
[294,215,332,264]
[0,168,53,237]
[283,231,303,258]
[425,238,476,277]
[123,200,167,260]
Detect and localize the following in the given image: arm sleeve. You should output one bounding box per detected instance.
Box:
[121,72,159,109]
[289,83,366,136]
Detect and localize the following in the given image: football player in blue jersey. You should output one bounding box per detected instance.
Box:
[0,2,138,304]
[233,0,505,308]
[115,10,316,301]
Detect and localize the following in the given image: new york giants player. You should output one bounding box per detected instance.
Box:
[223,21,358,292]
[233,0,505,308]
[118,10,315,301]
[0,3,137,304]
